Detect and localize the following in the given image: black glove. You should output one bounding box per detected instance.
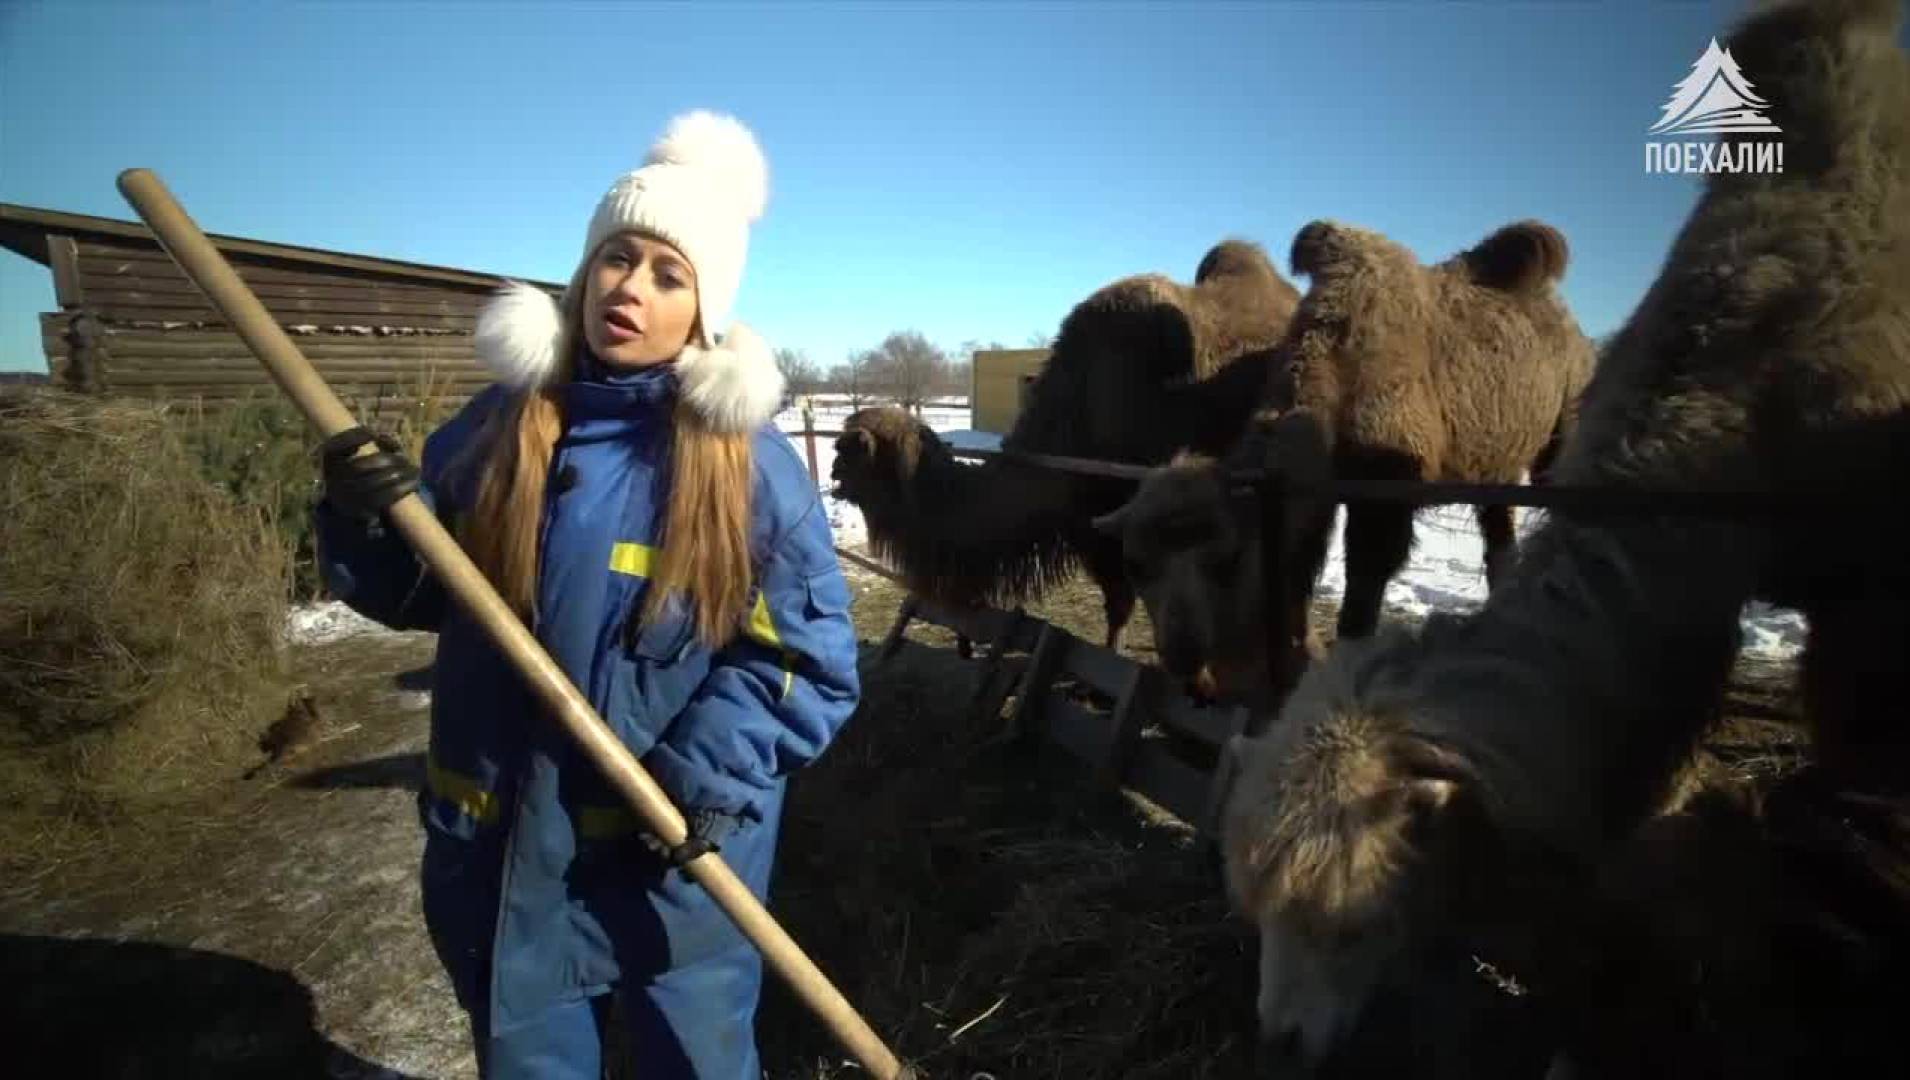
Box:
[640,810,738,869]
[319,427,420,520]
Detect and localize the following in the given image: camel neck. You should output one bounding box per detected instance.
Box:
[1401,515,1769,858]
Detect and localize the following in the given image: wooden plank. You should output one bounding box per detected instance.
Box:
[1097,665,1149,787]
[1125,741,1216,830]
[70,236,532,291]
[85,288,481,319]
[104,381,483,401]
[1056,636,1139,699]
[78,271,491,304]
[966,617,1031,728]
[43,336,481,362]
[76,302,478,330]
[40,327,477,359]
[1155,695,1250,751]
[39,316,472,346]
[98,354,485,373]
[1042,696,1118,771]
[77,246,501,293]
[1003,622,1069,744]
[48,235,84,308]
[94,369,493,387]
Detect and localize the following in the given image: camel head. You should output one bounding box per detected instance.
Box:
[830,406,938,511]
[1218,632,1488,1068]
[1094,409,1335,705]
[1093,451,1265,702]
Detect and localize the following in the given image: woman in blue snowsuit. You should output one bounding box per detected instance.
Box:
[313,111,861,1079]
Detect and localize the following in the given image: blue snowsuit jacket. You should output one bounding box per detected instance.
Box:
[312,361,861,1035]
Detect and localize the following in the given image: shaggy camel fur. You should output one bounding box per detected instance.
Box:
[1218,0,1910,1069]
[1531,765,1910,1080]
[1095,216,1596,703]
[831,239,1299,649]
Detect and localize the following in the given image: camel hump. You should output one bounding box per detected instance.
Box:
[1463,221,1570,293]
[1288,219,1356,279]
[1196,239,1276,284]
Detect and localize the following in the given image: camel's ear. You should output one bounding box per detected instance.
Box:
[1385,733,1476,817]
[836,427,875,461]
[1465,220,1569,293]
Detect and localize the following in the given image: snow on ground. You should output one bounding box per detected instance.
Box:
[287,397,1809,663]
[283,600,407,646]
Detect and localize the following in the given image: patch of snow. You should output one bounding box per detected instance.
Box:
[283,601,402,646]
[1740,602,1808,661]
[1313,505,1806,661]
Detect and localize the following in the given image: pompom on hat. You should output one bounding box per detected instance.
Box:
[473,109,784,432]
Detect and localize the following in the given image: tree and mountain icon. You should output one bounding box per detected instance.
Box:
[1650,37,1783,136]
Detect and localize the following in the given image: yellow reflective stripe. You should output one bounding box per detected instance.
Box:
[745,590,797,702]
[745,591,782,650]
[578,805,640,839]
[609,542,656,578]
[425,754,499,826]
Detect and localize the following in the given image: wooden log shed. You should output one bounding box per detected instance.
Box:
[0,202,562,421]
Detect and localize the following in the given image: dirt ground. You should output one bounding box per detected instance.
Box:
[0,557,1806,1079]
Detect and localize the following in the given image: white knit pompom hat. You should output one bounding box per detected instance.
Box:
[473,109,784,432]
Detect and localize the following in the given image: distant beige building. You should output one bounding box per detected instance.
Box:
[969,348,1049,434]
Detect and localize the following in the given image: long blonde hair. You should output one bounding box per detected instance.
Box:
[462,259,755,648]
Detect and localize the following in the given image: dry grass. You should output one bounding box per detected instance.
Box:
[755,622,1259,1080]
[0,387,296,875]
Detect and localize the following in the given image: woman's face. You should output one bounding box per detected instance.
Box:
[581,232,700,368]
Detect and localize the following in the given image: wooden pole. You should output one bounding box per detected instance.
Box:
[802,400,820,484]
[115,168,912,1080]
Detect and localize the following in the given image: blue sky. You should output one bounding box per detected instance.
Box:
[0,0,1796,373]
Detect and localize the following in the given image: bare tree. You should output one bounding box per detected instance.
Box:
[827,349,876,410]
[866,330,948,412]
[773,347,823,404]
[1025,330,1055,349]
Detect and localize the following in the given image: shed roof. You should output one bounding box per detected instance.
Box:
[0,202,562,292]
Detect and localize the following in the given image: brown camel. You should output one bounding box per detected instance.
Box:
[830,238,1300,650]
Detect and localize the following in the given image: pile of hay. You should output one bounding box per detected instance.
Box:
[0,388,295,869]
[757,641,1260,1079]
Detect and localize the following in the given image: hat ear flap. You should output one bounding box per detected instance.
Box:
[475,281,566,390]
[675,322,785,434]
